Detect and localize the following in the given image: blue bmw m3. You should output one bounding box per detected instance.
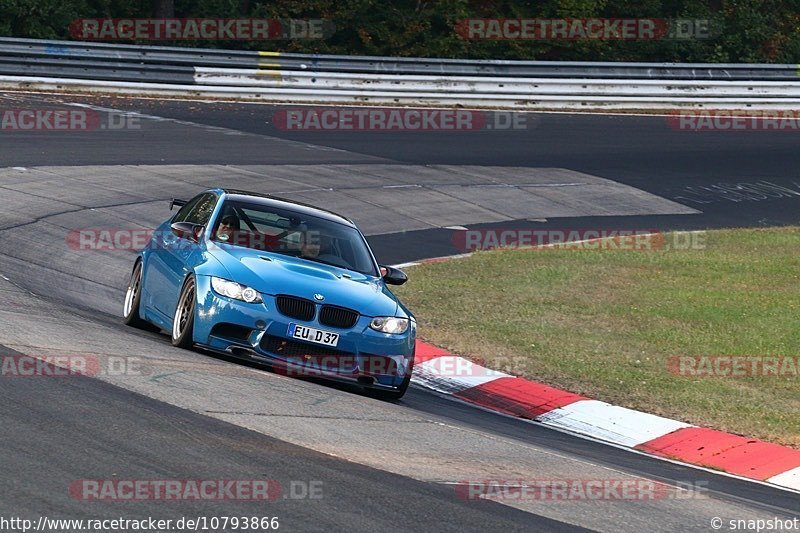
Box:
[123,189,416,399]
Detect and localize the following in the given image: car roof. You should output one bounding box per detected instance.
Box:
[216,188,356,227]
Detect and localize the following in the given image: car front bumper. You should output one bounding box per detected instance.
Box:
[193,276,415,389]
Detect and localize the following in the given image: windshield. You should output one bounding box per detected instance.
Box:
[209,200,378,276]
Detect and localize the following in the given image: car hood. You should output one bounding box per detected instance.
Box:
[208,246,401,318]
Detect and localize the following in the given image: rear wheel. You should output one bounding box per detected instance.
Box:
[123,261,149,329]
[171,276,196,348]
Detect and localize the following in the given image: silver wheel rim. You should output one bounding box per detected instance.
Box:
[123,263,141,318]
[172,279,194,340]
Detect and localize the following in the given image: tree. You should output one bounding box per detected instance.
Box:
[153,0,174,17]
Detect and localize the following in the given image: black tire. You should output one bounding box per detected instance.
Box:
[122,260,149,329]
[367,355,414,401]
[171,275,196,348]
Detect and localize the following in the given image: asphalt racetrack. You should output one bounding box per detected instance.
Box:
[0,92,798,532]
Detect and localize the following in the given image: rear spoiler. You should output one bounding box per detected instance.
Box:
[170,198,187,211]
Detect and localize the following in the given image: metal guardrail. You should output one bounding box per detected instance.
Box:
[0,37,798,109]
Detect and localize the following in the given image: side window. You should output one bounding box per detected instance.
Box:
[172,194,204,223]
[174,193,218,226]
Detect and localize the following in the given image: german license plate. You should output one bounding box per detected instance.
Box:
[288,323,339,347]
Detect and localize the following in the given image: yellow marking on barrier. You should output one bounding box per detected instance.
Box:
[258,51,281,57]
[797,64,800,77]
[257,62,281,69]
[255,69,282,78]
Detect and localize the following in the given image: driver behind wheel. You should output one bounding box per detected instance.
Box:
[216,214,239,242]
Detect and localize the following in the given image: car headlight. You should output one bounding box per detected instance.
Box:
[369,317,409,334]
[211,277,263,303]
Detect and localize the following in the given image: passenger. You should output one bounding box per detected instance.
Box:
[300,230,322,259]
[301,232,346,267]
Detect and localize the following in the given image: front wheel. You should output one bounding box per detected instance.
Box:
[123,261,149,329]
[171,275,196,348]
[367,356,414,401]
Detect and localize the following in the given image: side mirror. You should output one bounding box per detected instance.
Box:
[170,198,187,211]
[380,265,408,286]
[170,222,203,243]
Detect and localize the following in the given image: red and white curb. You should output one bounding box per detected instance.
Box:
[410,340,800,493]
